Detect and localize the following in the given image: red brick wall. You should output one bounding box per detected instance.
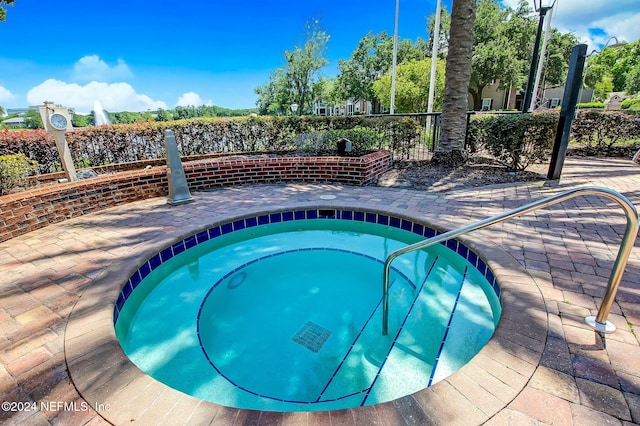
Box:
[0,152,392,242]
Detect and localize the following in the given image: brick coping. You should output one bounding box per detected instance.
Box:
[0,151,392,243]
[65,202,547,425]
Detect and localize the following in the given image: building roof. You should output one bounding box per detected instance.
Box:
[1,117,26,125]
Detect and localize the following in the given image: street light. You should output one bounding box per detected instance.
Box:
[522,0,556,113]
[290,103,299,115]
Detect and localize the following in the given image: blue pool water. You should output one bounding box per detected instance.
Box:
[115,213,501,412]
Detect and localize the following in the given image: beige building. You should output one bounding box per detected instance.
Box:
[476,83,595,111]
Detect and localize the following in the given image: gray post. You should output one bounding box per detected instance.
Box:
[547,44,588,180]
[165,129,194,205]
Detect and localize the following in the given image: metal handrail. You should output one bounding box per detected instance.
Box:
[382,187,639,335]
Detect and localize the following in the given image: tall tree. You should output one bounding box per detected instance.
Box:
[0,0,15,22]
[541,29,581,86]
[373,58,446,113]
[335,32,389,108]
[433,0,476,166]
[426,5,451,56]
[335,32,428,107]
[312,77,342,112]
[430,0,577,110]
[468,0,533,110]
[284,19,330,115]
[24,109,43,129]
[255,19,329,115]
[585,40,640,96]
[255,68,291,115]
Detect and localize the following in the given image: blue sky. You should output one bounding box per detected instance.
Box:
[1,0,638,114]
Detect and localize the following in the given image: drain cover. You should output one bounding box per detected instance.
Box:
[292,321,332,353]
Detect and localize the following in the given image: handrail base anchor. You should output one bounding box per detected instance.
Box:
[585,316,616,334]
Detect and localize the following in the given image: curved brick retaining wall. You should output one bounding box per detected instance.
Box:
[0,151,392,242]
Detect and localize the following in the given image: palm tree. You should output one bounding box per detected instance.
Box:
[432,0,477,166]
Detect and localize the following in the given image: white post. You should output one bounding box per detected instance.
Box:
[390,0,399,114]
[427,0,441,114]
[530,5,553,112]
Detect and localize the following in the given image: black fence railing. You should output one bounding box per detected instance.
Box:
[364,112,476,161]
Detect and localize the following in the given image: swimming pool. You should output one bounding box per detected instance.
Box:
[114,208,502,412]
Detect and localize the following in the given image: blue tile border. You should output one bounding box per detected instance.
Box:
[113,209,503,323]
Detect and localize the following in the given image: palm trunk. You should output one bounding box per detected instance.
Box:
[433,0,477,166]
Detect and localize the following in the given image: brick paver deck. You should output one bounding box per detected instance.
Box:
[1,156,639,425]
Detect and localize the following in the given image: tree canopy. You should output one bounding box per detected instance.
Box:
[373,58,445,113]
[254,19,330,115]
[426,5,451,56]
[585,40,640,97]
[0,0,15,22]
[430,0,578,110]
[335,32,428,107]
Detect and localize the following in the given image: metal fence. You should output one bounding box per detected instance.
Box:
[364,112,475,161]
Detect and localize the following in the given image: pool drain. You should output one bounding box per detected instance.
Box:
[292,321,331,353]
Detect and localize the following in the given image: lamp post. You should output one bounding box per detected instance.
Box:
[427,0,441,114]
[390,0,399,114]
[290,103,299,115]
[522,0,556,113]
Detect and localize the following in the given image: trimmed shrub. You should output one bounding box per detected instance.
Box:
[570,110,640,153]
[0,129,58,173]
[0,116,421,172]
[576,102,605,109]
[621,98,640,111]
[323,127,382,156]
[468,113,557,171]
[0,153,39,195]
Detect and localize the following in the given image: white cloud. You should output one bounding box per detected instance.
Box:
[590,12,640,45]
[176,92,214,107]
[26,79,167,114]
[72,55,133,82]
[500,0,640,51]
[0,86,15,103]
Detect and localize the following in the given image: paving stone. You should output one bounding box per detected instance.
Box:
[508,386,573,425]
[484,408,543,425]
[576,378,631,421]
[1,158,640,425]
[618,371,640,395]
[530,366,580,403]
[572,354,620,388]
[625,392,640,424]
[605,339,640,378]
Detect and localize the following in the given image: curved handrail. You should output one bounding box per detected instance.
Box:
[382,187,639,335]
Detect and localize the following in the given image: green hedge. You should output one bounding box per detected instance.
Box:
[576,102,605,109]
[468,113,557,171]
[621,98,640,111]
[0,116,421,172]
[570,110,640,153]
[293,127,382,157]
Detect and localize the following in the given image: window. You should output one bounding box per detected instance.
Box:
[550,98,560,108]
[481,98,492,111]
